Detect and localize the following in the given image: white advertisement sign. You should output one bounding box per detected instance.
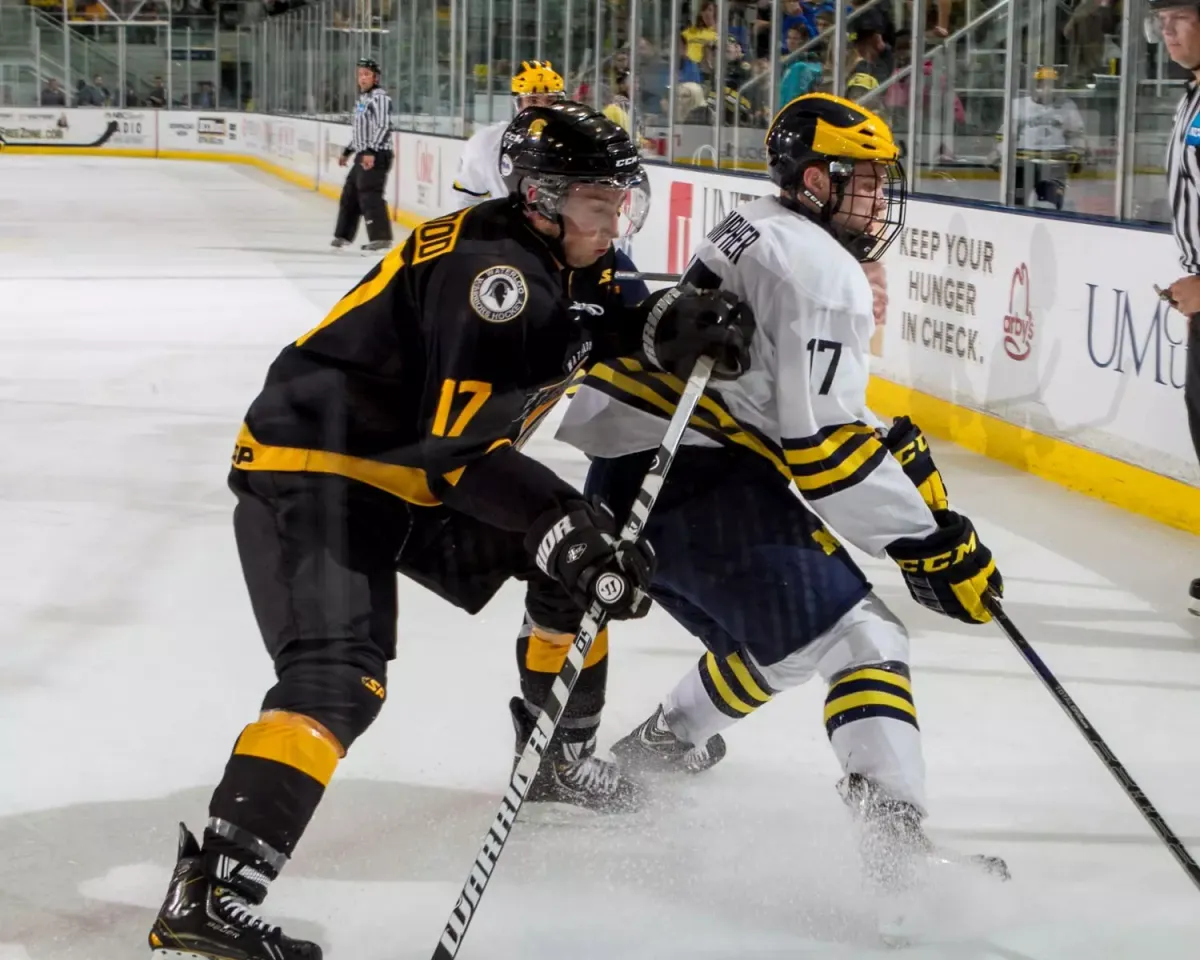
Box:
[102,109,156,150]
[0,108,113,147]
[878,201,1197,484]
[397,133,465,219]
[631,163,773,275]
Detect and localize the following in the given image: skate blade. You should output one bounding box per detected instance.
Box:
[929,849,1010,882]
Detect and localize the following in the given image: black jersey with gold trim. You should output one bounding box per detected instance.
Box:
[233,198,644,530]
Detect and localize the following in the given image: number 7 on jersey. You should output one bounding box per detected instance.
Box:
[805,339,842,395]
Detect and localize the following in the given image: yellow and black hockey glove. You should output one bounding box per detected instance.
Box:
[881,416,949,512]
[885,510,1002,624]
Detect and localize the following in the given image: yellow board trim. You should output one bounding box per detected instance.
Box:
[705,652,755,714]
[234,713,341,786]
[830,667,912,696]
[866,376,1200,536]
[725,653,773,704]
[824,690,918,725]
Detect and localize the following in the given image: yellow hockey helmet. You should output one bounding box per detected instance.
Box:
[765,93,905,262]
[511,60,565,97]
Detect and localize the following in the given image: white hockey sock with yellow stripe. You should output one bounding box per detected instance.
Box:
[663,650,776,746]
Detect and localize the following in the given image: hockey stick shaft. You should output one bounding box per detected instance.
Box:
[614,270,682,283]
[986,595,1200,891]
[431,356,717,960]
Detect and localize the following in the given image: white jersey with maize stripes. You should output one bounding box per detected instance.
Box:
[557,194,939,556]
[450,120,509,209]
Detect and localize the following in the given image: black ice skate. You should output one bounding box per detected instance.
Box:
[1189,578,1200,616]
[148,823,321,960]
[837,773,1009,893]
[329,237,350,248]
[509,697,643,813]
[610,705,726,775]
[361,239,391,252]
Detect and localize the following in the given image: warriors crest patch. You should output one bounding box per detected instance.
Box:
[470,266,528,323]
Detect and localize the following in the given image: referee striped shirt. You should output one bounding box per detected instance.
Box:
[351,85,392,154]
[1168,81,1200,272]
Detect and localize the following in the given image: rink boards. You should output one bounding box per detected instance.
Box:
[2,105,1196,533]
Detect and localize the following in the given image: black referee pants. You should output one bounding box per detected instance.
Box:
[334,151,393,244]
[1188,315,1200,465]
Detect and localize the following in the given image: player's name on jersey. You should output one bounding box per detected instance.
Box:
[899,312,983,363]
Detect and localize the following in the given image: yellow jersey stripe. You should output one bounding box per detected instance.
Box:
[296,246,405,347]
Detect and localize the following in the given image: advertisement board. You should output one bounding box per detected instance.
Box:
[397,133,465,220]
[877,201,1196,484]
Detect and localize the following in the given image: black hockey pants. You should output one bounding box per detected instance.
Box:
[334,151,393,244]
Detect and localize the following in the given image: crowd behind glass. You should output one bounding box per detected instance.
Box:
[0,0,1187,222]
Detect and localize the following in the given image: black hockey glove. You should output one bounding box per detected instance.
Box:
[881,416,950,512]
[526,498,655,621]
[642,286,756,381]
[886,510,1003,625]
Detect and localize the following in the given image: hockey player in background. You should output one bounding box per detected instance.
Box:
[451,60,565,208]
[147,102,754,960]
[557,93,1009,891]
[450,59,651,308]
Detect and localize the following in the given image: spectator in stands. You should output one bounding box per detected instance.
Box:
[845,9,894,100]
[74,78,100,107]
[637,37,670,117]
[683,1,719,64]
[41,77,66,106]
[779,27,823,104]
[725,35,755,90]
[676,33,705,84]
[92,74,111,106]
[194,80,216,108]
[147,76,167,108]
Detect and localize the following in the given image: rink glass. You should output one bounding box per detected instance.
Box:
[2,0,1174,223]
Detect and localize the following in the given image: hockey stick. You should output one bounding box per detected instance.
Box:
[431,355,717,960]
[0,120,118,150]
[985,594,1200,892]
[614,270,682,283]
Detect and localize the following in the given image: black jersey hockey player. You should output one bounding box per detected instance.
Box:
[146,101,754,960]
[557,93,1008,892]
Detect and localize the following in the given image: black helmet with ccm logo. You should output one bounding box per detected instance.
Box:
[498,101,650,235]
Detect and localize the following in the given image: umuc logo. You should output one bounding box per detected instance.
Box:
[417,143,436,185]
[1003,263,1034,361]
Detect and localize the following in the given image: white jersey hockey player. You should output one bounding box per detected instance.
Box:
[557,93,1009,891]
[451,60,565,209]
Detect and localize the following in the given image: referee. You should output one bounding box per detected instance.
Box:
[332,57,393,252]
[1153,0,1200,613]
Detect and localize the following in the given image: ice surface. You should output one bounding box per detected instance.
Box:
[2,156,1199,959]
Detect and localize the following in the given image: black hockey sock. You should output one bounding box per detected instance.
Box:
[202,711,341,901]
[516,621,609,759]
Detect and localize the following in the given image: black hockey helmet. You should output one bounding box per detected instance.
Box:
[356,57,381,76]
[766,92,905,262]
[499,100,650,238]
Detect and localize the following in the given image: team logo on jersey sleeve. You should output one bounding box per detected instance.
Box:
[470,266,528,323]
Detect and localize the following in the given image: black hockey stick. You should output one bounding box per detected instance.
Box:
[0,120,118,150]
[986,594,1200,892]
[431,355,717,960]
[614,269,682,283]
